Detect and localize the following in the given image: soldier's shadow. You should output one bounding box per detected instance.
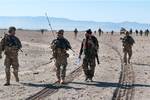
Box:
[132,62,150,67]
[20,82,83,90]
[69,81,150,89]
[20,81,150,90]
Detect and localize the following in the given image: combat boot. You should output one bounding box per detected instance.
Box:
[60,79,65,84]
[56,79,60,83]
[89,77,93,82]
[4,72,10,86]
[4,82,10,86]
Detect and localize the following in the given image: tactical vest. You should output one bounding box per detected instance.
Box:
[2,35,21,56]
[123,36,134,47]
[82,38,96,58]
[3,34,22,50]
[51,38,69,59]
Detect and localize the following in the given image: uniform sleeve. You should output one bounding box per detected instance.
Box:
[51,39,56,44]
[0,38,5,55]
[19,39,22,49]
[92,36,99,50]
[129,36,135,45]
[17,37,22,49]
[95,37,99,49]
[132,37,135,44]
[79,40,84,56]
[0,41,2,55]
[67,40,72,49]
[65,39,72,50]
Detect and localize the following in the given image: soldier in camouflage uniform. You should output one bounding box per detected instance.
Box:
[51,29,71,84]
[79,29,99,82]
[0,26,22,86]
[122,31,135,65]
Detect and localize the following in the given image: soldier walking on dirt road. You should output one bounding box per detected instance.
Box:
[74,28,78,38]
[140,30,143,36]
[98,28,102,36]
[51,29,72,84]
[121,31,135,65]
[135,29,138,36]
[79,29,99,82]
[0,26,22,86]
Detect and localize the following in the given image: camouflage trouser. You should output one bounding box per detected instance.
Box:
[123,47,132,64]
[82,57,96,79]
[55,57,68,80]
[4,55,19,83]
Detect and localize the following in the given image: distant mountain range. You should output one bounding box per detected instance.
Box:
[0,16,150,31]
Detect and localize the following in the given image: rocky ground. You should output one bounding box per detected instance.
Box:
[0,30,150,100]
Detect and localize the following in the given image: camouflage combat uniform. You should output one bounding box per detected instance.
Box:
[79,29,99,81]
[51,30,71,84]
[0,28,22,85]
[122,32,135,64]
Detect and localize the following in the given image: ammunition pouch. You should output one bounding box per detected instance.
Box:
[4,46,18,56]
[52,48,69,59]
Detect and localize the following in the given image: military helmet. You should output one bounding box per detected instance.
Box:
[86,29,92,34]
[125,31,129,35]
[57,29,64,35]
[8,26,16,33]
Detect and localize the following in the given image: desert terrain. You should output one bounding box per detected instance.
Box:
[0,29,150,100]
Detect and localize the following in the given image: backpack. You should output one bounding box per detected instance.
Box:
[83,36,99,58]
[2,34,22,51]
[123,36,135,45]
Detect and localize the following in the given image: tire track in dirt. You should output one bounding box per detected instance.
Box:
[26,38,83,100]
[26,36,135,100]
[103,42,135,100]
[100,34,135,100]
[26,38,94,100]
[26,66,83,100]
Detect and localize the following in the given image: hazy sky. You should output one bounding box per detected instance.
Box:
[0,0,150,23]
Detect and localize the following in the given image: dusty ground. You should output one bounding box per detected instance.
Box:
[0,30,150,100]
